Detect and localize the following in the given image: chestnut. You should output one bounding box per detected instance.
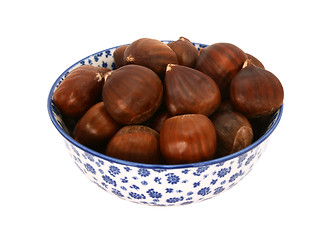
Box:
[229,60,284,119]
[113,45,129,68]
[211,111,253,157]
[160,114,217,164]
[102,64,163,125]
[123,38,178,77]
[195,42,247,95]
[164,64,221,116]
[53,65,104,119]
[73,102,120,148]
[106,125,162,164]
[167,37,199,68]
[246,53,265,69]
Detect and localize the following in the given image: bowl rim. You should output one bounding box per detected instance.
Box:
[47,42,283,169]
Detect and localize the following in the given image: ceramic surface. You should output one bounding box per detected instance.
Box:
[48,42,283,206]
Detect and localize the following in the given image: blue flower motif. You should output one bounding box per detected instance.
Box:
[84,163,96,174]
[229,173,239,183]
[153,169,167,173]
[245,154,255,166]
[105,50,112,57]
[220,180,226,185]
[88,59,93,65]
[71,145,80,156]
[166,197,183,203]
[237,153,248,168]
[102,175,117,187]
[182,180,188,183]
[166,188,173,193]
[141,181,148,185]
[214,186,225,195]
[197,187,211,196]
[187,191,193,196]
[124,166,132,172]
[99,168,104,174]
[210,179,218,185]
[193,181,200,188]
[193,166,210,176]
[147,189,162,199]
[176,190,183,193]
[112,188,124,198]
[166,173,180,184]
[215,162,224,167]
[154,177,162,184]
[84,152,94,162]
[120,186,127,191]
[181,169,190,174]
[98,160,104,165]
[217,167,232,178]
[102,61,108,68]
[130,184,140,190]
[79,60,85,65]
[129,192,146,200]
[108,165,120,177]
[111,62,116,70]
[138,168,150,177]
[120,177,128,183]
[101,182,108,189]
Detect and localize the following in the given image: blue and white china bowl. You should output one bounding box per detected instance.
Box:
[47,41,283,206]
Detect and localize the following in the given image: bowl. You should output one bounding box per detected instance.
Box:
[47,41,283,206]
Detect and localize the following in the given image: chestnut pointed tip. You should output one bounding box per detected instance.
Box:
[166,63,176,72]
[103,71,112,82]
[126,55,135,63]
[242,59,255,68]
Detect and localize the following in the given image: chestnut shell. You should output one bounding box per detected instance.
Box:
[211,111,253,157]
[53,65,104,119]
[230,65,284,118]
[113,45,128,68]
[195,43,247,94]
[102,64,163,125]
[106,125,162,164]
[160,114,217,164]
[124,38,178,77]
[164,64,221,116]
[167,37,199,68]
[73,102,120,148]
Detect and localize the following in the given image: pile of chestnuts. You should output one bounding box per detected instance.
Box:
[53,37,284,165]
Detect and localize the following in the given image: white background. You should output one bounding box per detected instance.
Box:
[1,0,326,239]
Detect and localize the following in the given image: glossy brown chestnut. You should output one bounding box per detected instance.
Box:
[167,37,199,68]
[195,43,247,94]
[230,60,284,119]
[102,64,163,125]
[246,53,265,69]
[73,102,120,148]
[53,65,104,119]
[164,64,221,116]
[123,38,178,77]
[113,45,129,68]
[160,114,217,164]
[211,111,253,157]
[106,125,162,164]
